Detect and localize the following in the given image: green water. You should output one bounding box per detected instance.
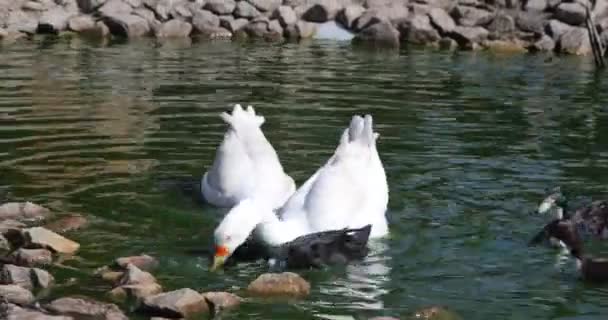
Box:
[2,36,608,320]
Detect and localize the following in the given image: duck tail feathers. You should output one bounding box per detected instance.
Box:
[220,104,265,129]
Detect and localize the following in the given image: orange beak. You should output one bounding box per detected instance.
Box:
[210,245,230,271]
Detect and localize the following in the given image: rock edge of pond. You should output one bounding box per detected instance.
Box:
[0,0,606,57]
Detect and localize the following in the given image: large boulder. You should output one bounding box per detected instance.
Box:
[0,202,50,222]
[30,268,54,289]
[202,291,241,311]
[103,13,150,37]
[555,2,586,26]
[545,19,573,41]
[45,297,128,320]
[192,9,220,34]
[76,0,108,13]
[400,14,441,45]
[529,34,556,51]
[0,284,34,305]
[204,0,236,15]
[140,288,209,318]
[234,1,261,19]
[524,0,547,11]
[428,7,455,34]
[220,16,249,32]
[118,264,157,286]
[109,282,163,302]
[274,5,298,27]
[558,27,591,55]
[247,272,311,297]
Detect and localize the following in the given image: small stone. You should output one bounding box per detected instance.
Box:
[45,297,127,320]
[0,284,34,305]
[6,304,73,320]
[204,0,236,15]
[156,19,192,37]
[555,2,586,26]
[428,7,455,34]
[77,0,108,13]
[0,265,33,290]
[274,5,297,27]
[103,13,150,37]
[529,34,555,51]
[450,5,493,27]
[202,291,241,311]
[524,0,547,11]
[235,1,261,19]
[68,15,96,32]
[31,268,54,289]
[140,288,209,318]
[8,248,53,267]
[545,19,573,41]
[450,25,489,49]
[0,202,51,222]
[558,27,592,55]
[23,227,80,254]
[114,254,159,271]
[43,214,88,233]
[247,272,310,297]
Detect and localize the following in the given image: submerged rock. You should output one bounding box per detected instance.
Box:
[67,15,96,32]
[247,272,310,297]
[118,264,157,286]
[31,268,54,289]
[558,27,591,55]
[43,214,88,233]
[45,297,128,320]
[114,254,159,271]
[529,34,556,52]
[0,202,51,222]
[8,248,53,267]
[109,282,162,303]
[353,21,400,48]
[140,288,209,318]
[156,19,192,38]
[0,284,35,305]
[202,291,241,311]
[22,227,80,254]
[103,13,150,37]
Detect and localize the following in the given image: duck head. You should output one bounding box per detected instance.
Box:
[536,187,568,219]
[210,199,264,271]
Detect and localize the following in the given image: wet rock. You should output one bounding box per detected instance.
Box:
[202,291,241,312]
[524,0,547,11]
[6,304,74,320]
[8,248,53,267]
[68,15,96,32]
[336,4,365,29]
[103,13,150,37]
[0,234,10,252]
[220,16,248,32]
[0,220,25,234]
[235,1,261,19]
[249,0,281,12]
[352,10,383,32]
[412,305,462,320]
[43,214,88,234]
[22,227,80,254]
[558,27,591,55]
[247,272,310,297]
[401,14,441,45]
[204,0,235,15]
[274,5,297,27]
[102,271,125,285]
[242,17,270,37]
[156,19,192,37]
[545,18,573,41]
[487,11,515,34]
[140,288,208,318]
[529,33,555,51]
[46,297,127,320]
[269,19,283,35]
[450,5,493,27]
[0,202,50,222]
[0,265,33,290]
[99,0,133,15]
[0,284,34,305]
[114,254,159,271]
[31,268,54,289]
[192,9,220,33]
[118,264,157,286]
[38,7,74,34]
[109,282,163,302]
[450,25,489,49]
[428,7,455,34]
[302,0,341,23]
[296,20,317,38]
[482,39,527,52]
[555,2,586,26]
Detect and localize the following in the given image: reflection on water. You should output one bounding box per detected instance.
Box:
[1,36,608,319]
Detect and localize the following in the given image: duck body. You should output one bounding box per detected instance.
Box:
[201,104,295,209]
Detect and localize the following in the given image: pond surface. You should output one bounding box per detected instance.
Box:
[2,36,608,320]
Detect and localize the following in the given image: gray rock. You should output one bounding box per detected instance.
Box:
[119,264,157,286]
[192,9,220,33]
[8,248,52,267]
[296,20,317,38]
[6,304,74,320]
[243,17,269,37]
[99,0,133,16]
[46,297,127,320]
[515,11,548,35]
[400,14,440,44]
[450,5,493,27]
[555,2,586,26]
[558,26,591,55]
[365,0,392,8]
[352,9,383,32]
[76,0,108,13]
[22,1,47,11]
[202,291,241,312]
[0,220,25,234]
[0,285,34,305]
[0,265,33,290]
[0,234,9,252]
[248,0,281,12]
[336,4,365,29]
[140,288,208,318]
[31,268,54,289]
[124,0,142,7]
[524,0,547,11]
[302,0,341,23]
[450,25,489,49]
[487,11,515,34]
[109,283,163,303]
[220,16,249,32]
[171,2,193,19]
[529,33,555,51]
[156,19,192,37]
[269,19,282,34]
[150,0,173,21]
[428,7,455,34]
[0,202,50,222]
[22,227,80,254]
[247,272,311,297]
[68,15,96,32]
[204,0,235,15]
[102,12,151,37]
[235,1,261,19]
[545,19,572,41]
[410,3,430,16]
[274,5,297,27]
[133,7,161,32]
[38,6,73,34]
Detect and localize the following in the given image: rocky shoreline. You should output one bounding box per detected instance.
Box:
[0,201,461,319]
[0,0,606,55]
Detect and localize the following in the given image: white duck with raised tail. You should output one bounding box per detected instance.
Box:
[201,104,295,209]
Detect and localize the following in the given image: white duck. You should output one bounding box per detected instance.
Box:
[211,114,389,270]
[201,104,295,209]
